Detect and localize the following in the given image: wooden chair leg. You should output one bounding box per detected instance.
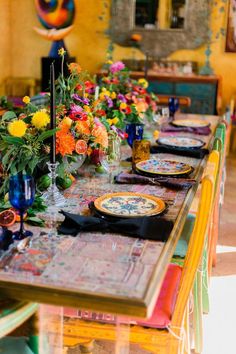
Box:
[193,270,203,354]
[202,247,210,314]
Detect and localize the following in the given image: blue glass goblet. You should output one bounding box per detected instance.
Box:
[9,174,35,240]
[125,123,144,148]
[168,97,179,118]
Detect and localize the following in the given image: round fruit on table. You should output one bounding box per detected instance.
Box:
[37,174,51,191]
[56,176,73,190]
[0,209,16,227]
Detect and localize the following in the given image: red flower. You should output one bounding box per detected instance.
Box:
[111,78,119,84]
[133,86,146,95]
[76,84,83,91]
[85,80,95,93]
[69,111,88,121]
[120,105,132,114]
[96,109,106,116]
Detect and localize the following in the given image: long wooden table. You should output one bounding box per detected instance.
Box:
[0,114,219,319]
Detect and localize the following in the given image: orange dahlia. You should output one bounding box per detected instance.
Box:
[75,120,91,136]
[92,124,108,149]
[56,126,75,156]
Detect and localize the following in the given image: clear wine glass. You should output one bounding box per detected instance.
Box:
[9,174,35,240]
[99,145,121,185]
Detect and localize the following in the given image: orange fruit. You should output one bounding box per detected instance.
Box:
[0,209,16,227]
[68,174,75,183]
[75,139,87,155]
[10,208,27,222]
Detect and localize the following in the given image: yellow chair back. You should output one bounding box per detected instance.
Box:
[172,150,219,327]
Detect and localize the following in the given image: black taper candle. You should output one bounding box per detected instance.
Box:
[50,62,56,164]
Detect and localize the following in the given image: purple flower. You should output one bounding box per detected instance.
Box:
[105,95,114,108]
[70,103,83,113]
[117,93,127,103]
[110,125,126,139]
[110,61,125,74]
[72,94,90,105]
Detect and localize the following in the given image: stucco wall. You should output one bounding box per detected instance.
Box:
[0,0,235,108]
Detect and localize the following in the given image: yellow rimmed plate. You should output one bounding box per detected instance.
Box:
[94,192,166,218]
[172,119,210,128]
[136,158,192,176]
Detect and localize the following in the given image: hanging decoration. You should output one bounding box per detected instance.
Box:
[34,0,75,57]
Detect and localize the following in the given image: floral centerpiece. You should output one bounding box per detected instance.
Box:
[54,49,109,173]
[0,100,56,197]
[96,60,158,129]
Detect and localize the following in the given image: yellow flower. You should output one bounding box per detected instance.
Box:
[107,118,118,126]
[62,116,73,127]
[83,105,91,112]
[99,89,110,100]
[22,96,30,104]
[112,117,119,125]
[58,47,66,56]
[31,110,50,129]
[138,78,148,88]
[120,102,127,109]
[106,60,113,65]
[111,92,116,99]
[8,120,27,137]
[153,130,159,140]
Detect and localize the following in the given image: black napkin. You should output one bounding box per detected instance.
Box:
[114,172,196,189]
[58,210,174,242]
[150,144,209,159]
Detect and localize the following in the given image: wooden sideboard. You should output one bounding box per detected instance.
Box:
[131,72,221,115]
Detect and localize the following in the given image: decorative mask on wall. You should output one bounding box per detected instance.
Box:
[34,0,75,57]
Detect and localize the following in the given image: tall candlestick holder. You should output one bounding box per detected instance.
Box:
[42,162,66,207]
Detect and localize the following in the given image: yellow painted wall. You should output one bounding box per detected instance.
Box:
[0,0,11,95]
[0,0,235,108]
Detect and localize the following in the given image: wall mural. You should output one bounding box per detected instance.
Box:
[226,0,236,52]
[34,0,75,57]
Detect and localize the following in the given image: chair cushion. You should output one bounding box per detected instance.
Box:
[136,264,182,328]
[0,337,34,354]
[173,214,195,258]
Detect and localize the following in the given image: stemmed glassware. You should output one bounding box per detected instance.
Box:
[99,140,121,184]
[168,97,179,119]
[9,174,35,240]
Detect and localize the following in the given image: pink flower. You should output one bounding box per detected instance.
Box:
[110,61,125,74]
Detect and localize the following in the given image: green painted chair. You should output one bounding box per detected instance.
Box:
[0,298,38,353]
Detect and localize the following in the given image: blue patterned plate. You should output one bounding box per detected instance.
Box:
[172,119,209,128]
[157,136,205,149]
[94,192,166,218]
[136,159,192,176]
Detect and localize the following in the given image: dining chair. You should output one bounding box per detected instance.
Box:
[156,95,191,109]
[0,298,38,338]
[3,77,37,98]
[42,154,217,354]
[172,148,220,354]
[210,122,227,268]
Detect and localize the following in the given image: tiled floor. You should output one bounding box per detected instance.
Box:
[202,153,236,354]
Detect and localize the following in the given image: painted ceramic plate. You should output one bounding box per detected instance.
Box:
[157,136,205,149]
[136,159,192,176]
[172,119,210,128]
[94,192,166,218]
